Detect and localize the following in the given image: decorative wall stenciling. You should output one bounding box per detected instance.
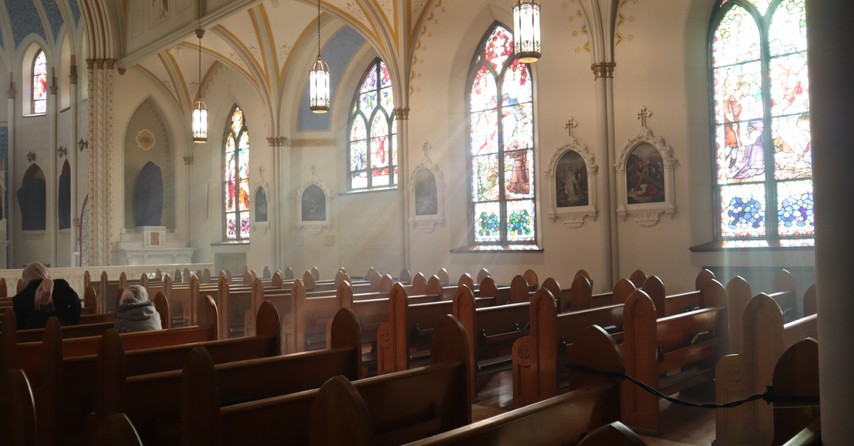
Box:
[615,106,676,227]
[408,141,445,233]
[546,118,598,228]
[136,129,156,150]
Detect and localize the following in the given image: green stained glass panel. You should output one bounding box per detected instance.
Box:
[474,202,501,243]
[472,154,499,202]
[506,200,535,242]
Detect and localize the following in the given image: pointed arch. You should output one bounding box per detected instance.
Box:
[223,104,251,240]
[467,22,537,245]
[709,0,813,243]
[59,160,71,229]
[18,164,46,230]
[347,58,397,190]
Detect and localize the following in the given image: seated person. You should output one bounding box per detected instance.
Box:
[13,261,81,329]
[115,285,162,333]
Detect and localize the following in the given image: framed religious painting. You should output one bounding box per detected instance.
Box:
[616,125,677,227]
[408,141,446,233]
[546,135,598,228]
[296,181,333,234]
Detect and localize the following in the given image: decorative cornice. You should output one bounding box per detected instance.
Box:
[266,136,289,148]
[87,59,119,70]
[591,62,616,79]
[290,138,335,147]
[394,107,410,120]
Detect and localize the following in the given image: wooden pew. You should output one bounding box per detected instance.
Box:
[309,315,471,446]
[771,338,819,446]
[620,288,728,435]
[0,368,36,446]
[92,414,144,446]
[402,324,624,446]
[714,294,818,446]
[511,276,727,407]
[202,313,470,446]
[725,271,798,353]
[110,307,358,446]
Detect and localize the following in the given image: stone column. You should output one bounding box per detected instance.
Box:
[3,77,14,267]
[806,1,854,443]
[69,58,80,266]
[267,135,289,269]
[394,107,410,270]
[48,70,58,266]
[84,59,117,266]
[591,61,618,289]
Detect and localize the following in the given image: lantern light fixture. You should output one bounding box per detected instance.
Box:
[513,0,541,63]
[309,0,331,113]
[192,28,208,143]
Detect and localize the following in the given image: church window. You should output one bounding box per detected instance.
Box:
[711,0,812,244]
[224,105,250,240]
[467,24,536,245]
[348,59,397,190]
[32,50,47,114]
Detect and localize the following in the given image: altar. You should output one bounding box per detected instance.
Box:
[115,226,194,265]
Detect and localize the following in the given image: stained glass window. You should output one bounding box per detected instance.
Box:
[468,24,536,245]
[32,50,47,114]
[224,105,250,240]
[711,0,812,241]
[349,60,396,190]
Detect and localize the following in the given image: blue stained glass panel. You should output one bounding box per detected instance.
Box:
[720,183,767,238]
[472,154,499,202]
[770,53,809,116]
[768,0,806,56]
[470,66,497,113]
[501,61,532,106]
[712,5,761,66]
[773,114,811,180]
[360,66,377,93]
[501,103,534,151]
[470,110,499,156]
[360,91,377,114]
[350,140,367,171]
[504,149,534,199]
[777,180,814,237]
[381,88,394,114]
[474,202,501,243]
[506,200,536,242]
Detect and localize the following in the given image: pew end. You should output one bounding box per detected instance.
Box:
[93,413,144,446]
[578,421,647,446]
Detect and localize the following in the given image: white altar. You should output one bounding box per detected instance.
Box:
[115,226,194,265]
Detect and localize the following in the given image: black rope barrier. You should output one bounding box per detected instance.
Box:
[565,362,820,409]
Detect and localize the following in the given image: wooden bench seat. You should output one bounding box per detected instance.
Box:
[714,293,818,445]
[402,324,624,446]
[181,309,471,446]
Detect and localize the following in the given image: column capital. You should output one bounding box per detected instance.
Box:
[394,107,410,120]
[591,62,616,79]
[267,136,290,148]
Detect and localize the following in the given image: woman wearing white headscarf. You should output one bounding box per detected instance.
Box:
[115,285,162,333]
[12,261,81,329]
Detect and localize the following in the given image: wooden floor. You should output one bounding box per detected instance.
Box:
[472,370,716,445]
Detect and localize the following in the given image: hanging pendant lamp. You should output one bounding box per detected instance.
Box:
[309,0,330,113]
[192,28,208,143]
[513,0,541,63]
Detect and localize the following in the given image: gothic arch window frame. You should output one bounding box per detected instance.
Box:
[465,22,538,247]
[546,136,598,229]
[708,0,813,246]
[222,104,251,241]
[347,58,397,191]
[615,126,677,227]
[295,181,333,235]
[21,43,49,117]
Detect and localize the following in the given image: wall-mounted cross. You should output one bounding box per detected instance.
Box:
[564,118,579,138]
[310,164,318,176]
[637,106,653,128]
[422,140,432,159]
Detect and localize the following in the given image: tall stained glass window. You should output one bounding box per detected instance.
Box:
[348,59,397,190]
[224,105,250,240]
[711,0,812,244]
[468,24,536,245]
[32,50,47,114]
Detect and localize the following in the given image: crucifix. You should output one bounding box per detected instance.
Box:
[564,118,579,138]
[422,140,432,159]
[637,106,653,128]
[310,164,318,176]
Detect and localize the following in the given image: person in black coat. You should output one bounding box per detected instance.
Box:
[12,261,81,329]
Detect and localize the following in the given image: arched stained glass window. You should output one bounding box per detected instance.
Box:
[468,24,536,245]
[32,50,47,114]
[348,59,397,190]
[224,105,250,240]
[711,0,812,245]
